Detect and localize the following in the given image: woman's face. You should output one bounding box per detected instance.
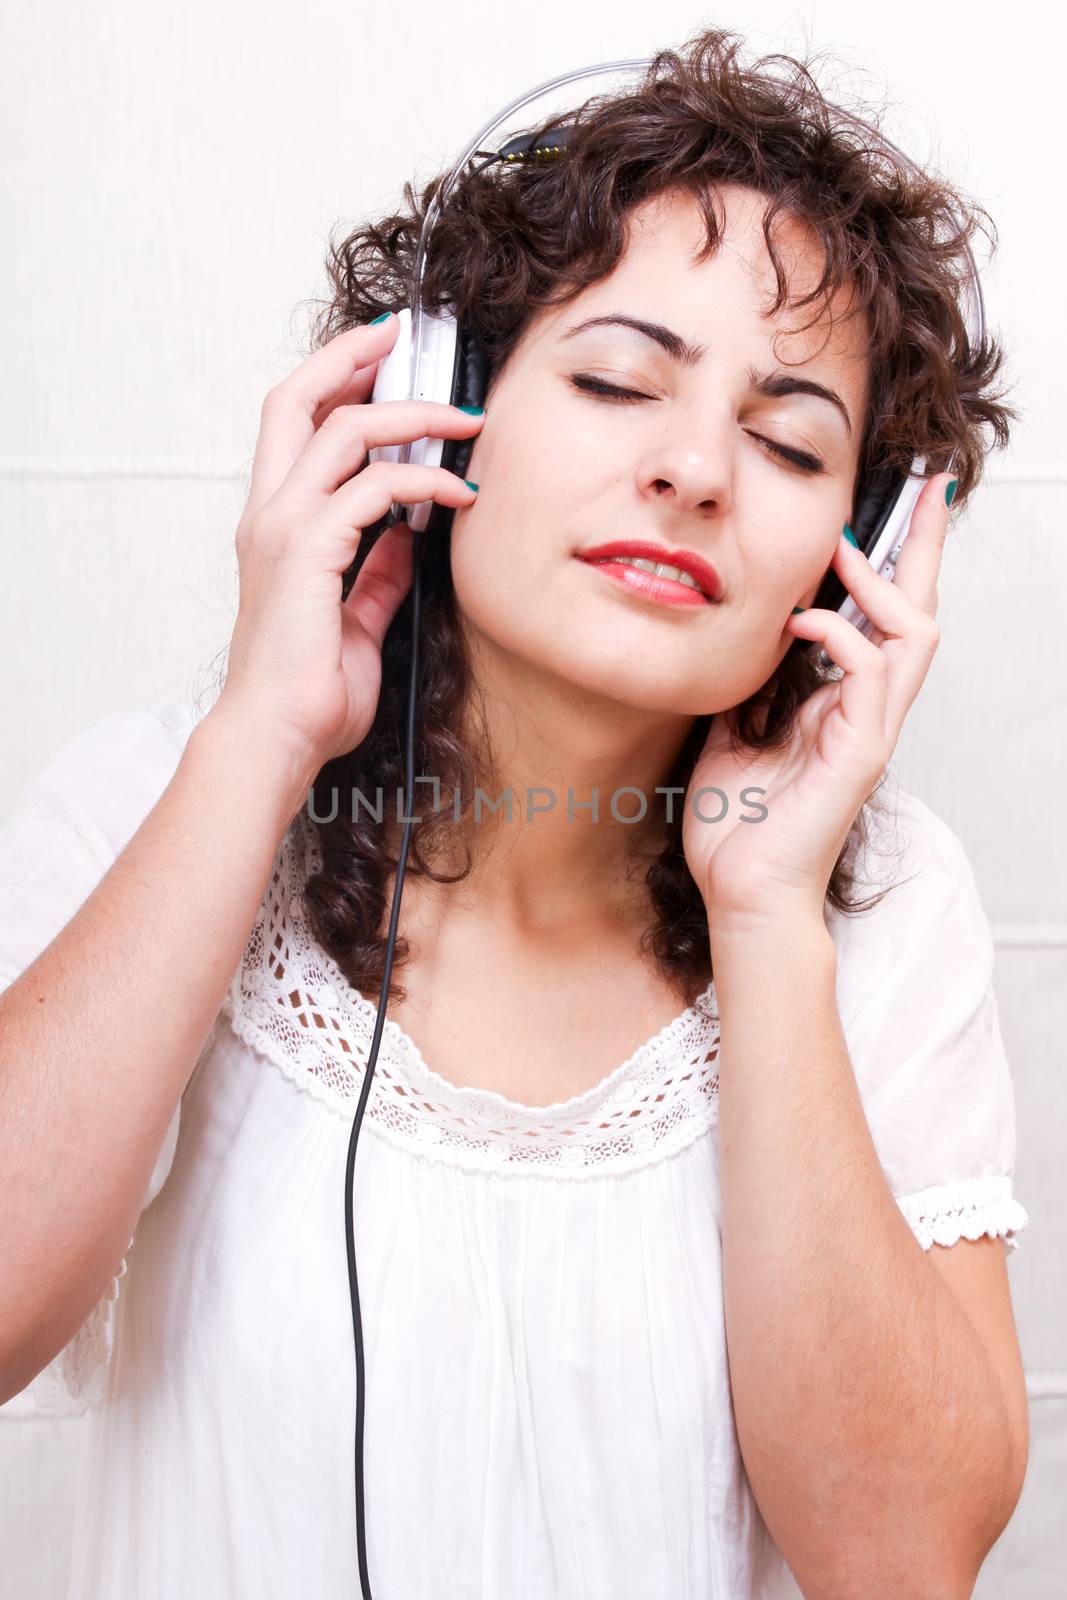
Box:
[451,182,869,716]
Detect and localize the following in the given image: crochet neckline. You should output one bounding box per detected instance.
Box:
[295,812,718,1116]
[313,925,717,1119]
[221,814,722,1176]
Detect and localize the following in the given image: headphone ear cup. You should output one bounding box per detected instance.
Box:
[808,461,909,615]
[425,322,490,537]
[340,316,488,597]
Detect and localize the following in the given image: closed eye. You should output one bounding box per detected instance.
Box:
[567,373,827,476]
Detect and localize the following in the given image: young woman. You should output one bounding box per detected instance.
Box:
[0,28,1030,1600]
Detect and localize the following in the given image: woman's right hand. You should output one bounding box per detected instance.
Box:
[212,313,485,788]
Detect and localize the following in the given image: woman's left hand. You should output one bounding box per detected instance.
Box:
[682,472,956,928]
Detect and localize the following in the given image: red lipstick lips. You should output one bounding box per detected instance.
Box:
[577,541,723,603]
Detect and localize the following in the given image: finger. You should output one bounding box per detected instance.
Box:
[308,461,478,575]
[790,598,938,751]
[308,358,381,432]
[829,526,923,646]
[281,399,485,500]
[342,521,415,651]
[245,317,401,520]
[828,526,943,737]
[877,470,955,618]
[785,606,890,754]
[816,475,954,654]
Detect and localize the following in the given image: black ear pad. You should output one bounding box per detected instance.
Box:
[424,321,491,540]
[807,460,911,616]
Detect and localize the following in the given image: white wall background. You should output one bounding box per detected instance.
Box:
[1,1,1063,1593]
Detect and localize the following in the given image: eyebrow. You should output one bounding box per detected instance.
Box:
[558,313,853,438]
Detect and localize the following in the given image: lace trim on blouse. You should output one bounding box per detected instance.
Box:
[17,1257,129,1418]
[220,814,722,1179]
[895,1175,1028,1253]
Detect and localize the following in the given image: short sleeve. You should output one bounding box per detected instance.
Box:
[829,781,1029,1256]
[0,701,204,1416]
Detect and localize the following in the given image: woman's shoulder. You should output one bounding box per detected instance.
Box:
[44,698,204,766]
[826,771,997,1022]
[5,698,209,857]
[0,699,213,997]
[837,772,985,912]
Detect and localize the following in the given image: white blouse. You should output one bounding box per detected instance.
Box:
[0,701,1028,1600]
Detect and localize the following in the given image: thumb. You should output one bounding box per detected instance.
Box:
[342,522,416,650]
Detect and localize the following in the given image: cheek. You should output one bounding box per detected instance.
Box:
[448,517,533,640]
[448,508,607,666]
[448,461,577,602]
[465,397,591,530]
[746,522,837,604]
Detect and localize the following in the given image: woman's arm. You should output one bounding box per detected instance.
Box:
[710,908,1028,1600]
[0,706,311,1405]
[0,318,486,1408]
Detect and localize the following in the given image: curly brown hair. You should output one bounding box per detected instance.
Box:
[291,26,1017,1008]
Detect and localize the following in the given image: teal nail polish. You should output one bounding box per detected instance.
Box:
[464,479,480,493]
[457,404,485,415]
[842,524,858,548]
[791,606,806,614]
[369,311,392,325]
[945,478,958,506]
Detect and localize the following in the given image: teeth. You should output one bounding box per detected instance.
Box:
[599,556,704,591]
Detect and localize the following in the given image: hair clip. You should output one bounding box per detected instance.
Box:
[504,143,565,162]
[497,125,574,164]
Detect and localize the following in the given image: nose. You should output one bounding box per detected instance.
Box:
[637,407,731,516]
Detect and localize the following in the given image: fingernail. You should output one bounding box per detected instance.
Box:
[464,479,480,493]
[369,311,392,325]
[791,606,806,614]
[842,524,858,547]
[945,478,958,506]
[457,404,485,415]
